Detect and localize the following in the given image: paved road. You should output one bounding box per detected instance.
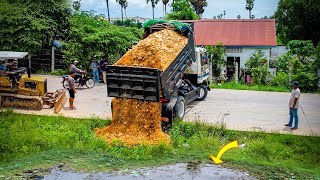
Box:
[15,75,320,136]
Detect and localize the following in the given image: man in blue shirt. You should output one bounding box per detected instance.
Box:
[91,58,99,84]
[0,61,6,71]
[100,56,108,84]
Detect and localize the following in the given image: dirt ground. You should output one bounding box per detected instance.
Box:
[13,75,320,136]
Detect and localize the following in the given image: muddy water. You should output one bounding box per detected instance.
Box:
[41,163,256,180]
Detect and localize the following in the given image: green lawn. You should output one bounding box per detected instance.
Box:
[211,81,290,92]
[0,110,319,179]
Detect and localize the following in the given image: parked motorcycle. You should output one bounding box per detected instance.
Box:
[62,71,95,89]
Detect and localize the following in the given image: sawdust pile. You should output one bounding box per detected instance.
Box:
[115,29,188,71]
[95,29,188,145]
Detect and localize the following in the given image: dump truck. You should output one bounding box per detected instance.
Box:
[0,51,67,113]
[106,22,210,126]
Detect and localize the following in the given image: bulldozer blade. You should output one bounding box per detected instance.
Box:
[54,89,67,114]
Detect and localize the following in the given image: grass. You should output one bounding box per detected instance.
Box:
[0,109,319,179]
[211,81,290,92]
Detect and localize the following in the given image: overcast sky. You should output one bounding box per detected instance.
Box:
[80,0,279,19]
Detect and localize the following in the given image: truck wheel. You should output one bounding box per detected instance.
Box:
[174,96,186,119]
[196,84,208,101]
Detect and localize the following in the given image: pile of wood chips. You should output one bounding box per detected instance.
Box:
[95,29,188,145]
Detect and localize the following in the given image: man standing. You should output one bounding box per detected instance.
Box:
[100,55,108,84]
[284,81,300,130]
[68,71,77,110]
[91,59,99,84]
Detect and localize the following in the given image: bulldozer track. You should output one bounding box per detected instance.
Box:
[0,93,44,110]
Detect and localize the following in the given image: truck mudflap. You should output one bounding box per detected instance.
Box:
[106,66,161,102]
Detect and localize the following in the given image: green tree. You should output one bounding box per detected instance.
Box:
[63,11,142,70]
[245,50,269,85]
[166,0,199,20]
[205,42,226,77]
[146,0,160,19]
[0,0,71,54]
[116,0,127,22]
[246,0,254,19]
[274,0,320,45]
[286,40,314,63]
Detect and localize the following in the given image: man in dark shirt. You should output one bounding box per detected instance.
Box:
[100,56,108,84]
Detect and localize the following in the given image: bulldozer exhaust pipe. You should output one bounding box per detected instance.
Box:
[27,68,31,78]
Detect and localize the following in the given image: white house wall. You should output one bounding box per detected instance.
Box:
[225,48,271,68]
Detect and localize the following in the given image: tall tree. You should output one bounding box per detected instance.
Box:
[190,0,207,17]
[116,0,127,22]
[106,0,110,22]
[237,15,241,19]
[246,0,254,19]
[275,0,320,45]
[162,0,169,17]
[146,0,160,19]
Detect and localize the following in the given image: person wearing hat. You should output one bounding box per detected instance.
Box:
[284,81,301,130]
[70,60,85,82]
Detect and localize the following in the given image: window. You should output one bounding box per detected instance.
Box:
[226,47,243,53]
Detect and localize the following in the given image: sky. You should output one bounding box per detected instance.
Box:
[80,0,279,20]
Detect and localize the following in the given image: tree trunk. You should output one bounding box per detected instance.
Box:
[106,0,110,22]
[165,4,167,15]
[121,7,124,22]
[152,7,155,19]
[249,10,251,19]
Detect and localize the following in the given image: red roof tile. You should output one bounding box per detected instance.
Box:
[183,19,277,47]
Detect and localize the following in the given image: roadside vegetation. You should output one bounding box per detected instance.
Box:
[211,81,289,92]
[0,110,319,179]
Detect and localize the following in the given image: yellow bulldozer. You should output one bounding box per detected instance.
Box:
[0,51,67,113]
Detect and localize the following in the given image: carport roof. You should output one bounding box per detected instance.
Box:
[182,19,277,47]
[0,51,29,60]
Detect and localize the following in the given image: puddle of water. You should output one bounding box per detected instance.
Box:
[40,163,256,180]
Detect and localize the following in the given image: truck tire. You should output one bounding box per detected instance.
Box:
[196,84,208,101]
[173,96,186,119]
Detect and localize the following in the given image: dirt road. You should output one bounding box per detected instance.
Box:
[14,75,320,136]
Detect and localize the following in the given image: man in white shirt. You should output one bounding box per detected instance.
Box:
[284,81,300,130]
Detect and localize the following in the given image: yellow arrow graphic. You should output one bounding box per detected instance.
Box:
[210,140,239,164]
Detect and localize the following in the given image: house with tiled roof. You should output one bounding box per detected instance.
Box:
[182,19,277,81]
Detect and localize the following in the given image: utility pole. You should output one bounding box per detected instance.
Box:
[106,0,110,22]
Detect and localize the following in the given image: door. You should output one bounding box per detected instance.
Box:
[226,57,240,81]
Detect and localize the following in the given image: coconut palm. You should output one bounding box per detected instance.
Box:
[106,0,110,22]
[190,0,207,16]
[116,0,127,22]
[162,0,169,17]
[146,0,160,19]
[246,0,254,19]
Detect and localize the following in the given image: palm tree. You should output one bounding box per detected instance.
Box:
[124,1,128,19]
[237,15,241,19]
[106,0,110,22]
[190,0,207,16]
[223,10,226,19]
[116,0,127,22]
[146,0,160,19]
[246,0,254,19]
[162,0,169,17]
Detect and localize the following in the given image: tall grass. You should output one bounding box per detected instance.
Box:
[0,110,319,179]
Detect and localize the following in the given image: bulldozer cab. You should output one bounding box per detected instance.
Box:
[19,74,47,96]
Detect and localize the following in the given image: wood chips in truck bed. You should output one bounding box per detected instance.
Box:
[95,29,188,145]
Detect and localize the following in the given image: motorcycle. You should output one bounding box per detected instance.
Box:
[62,71,95,89]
